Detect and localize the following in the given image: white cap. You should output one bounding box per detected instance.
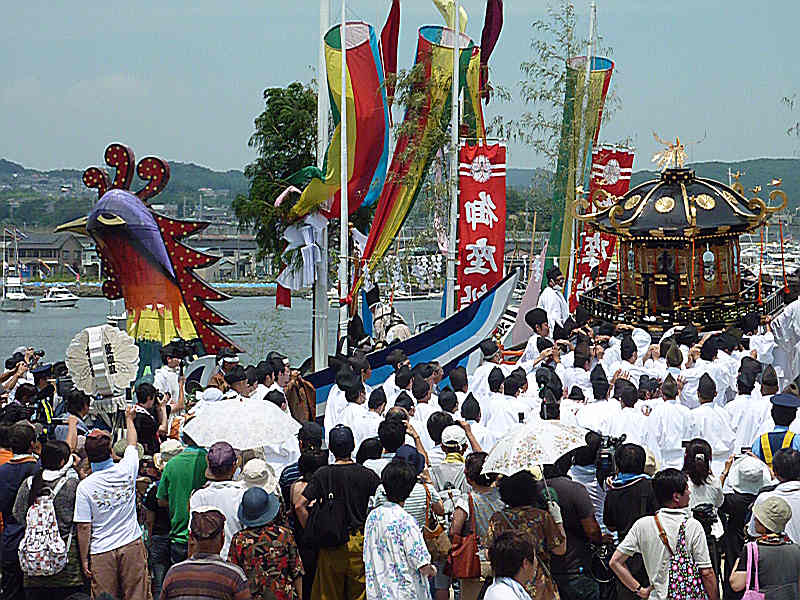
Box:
[441,425,468,447]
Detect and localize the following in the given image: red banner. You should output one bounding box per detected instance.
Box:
[457,143,506,310]
[568,146,635,310]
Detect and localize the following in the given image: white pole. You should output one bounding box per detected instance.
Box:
[445,2,460,317]
[338,3,349,354]
[313,0,330,372]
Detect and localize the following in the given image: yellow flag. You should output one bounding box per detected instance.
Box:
[432,0,467,32]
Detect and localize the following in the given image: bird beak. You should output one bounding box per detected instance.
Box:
[55,216,89,235]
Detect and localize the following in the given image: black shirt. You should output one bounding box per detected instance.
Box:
[303,462,380,534]
[546,476,596,574]
[133,408,159,456]
[603,477,657,541]
[143,480,171,536]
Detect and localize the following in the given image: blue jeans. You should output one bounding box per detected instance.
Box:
[149,535,170,600]
[169,541,188,565]
[554,572,600,600]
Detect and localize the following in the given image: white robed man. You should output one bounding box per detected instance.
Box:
[323,366,357,434]
[724,358,771,451]
[480,366,509,430]
[554,341,594,402]
[690,373,736,475]
[459,393,498,454]
[153,343,184,411]
[603,334,648,388]
[681,336,734,408]
[752,365,797,434]
[484,371,531,435]
[607,379,650,450]
[575,364,620,434]
[381,348,411,406]
[470,339,511,403]
[338,380,369,435]
[537,265,570,332]
[351,388,387,454]
[519,308,552,367]
[643,374,698,468]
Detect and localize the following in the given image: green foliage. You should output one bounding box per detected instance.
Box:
[232,82,318,266]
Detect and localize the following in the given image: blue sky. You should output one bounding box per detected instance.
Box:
[1,1,798,172]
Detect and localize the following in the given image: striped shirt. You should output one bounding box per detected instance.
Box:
[161,553,251,600]
[370,482,441,529]
[278,461,301,507]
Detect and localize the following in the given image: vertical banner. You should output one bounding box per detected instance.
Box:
[457,142,506,309]
[568,146,634,310]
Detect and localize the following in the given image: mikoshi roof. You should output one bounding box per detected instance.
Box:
[577,168,786,239]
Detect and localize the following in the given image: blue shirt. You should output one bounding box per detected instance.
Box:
[751,425,800,459]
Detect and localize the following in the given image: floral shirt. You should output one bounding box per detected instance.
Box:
[486,506,564,600]
[228,523,304,600]
[363,502,432,600]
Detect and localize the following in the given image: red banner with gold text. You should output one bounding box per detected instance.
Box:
[457,142,506,310]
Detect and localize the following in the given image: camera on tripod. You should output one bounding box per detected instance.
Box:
[595,432,626,488]
[162,338,202,364]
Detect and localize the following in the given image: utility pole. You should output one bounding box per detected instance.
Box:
[445,0,461,317]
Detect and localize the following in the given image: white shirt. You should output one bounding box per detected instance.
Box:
[725,392,771,450]
[644,399,697,469]
[484,578,533,600]
[250,383,270,402]
[73,445,141,554]
[537,285,569,331]
[484,394,529,435]
[690,403,736,475]
[748,481,800,543]
[324,384,347,433]
[575,399,621,435]
[608,406,649,449]
[351,410,383,454]
[520,333,549,366]
[190,480,246,559]
[382,373,400,406]
[681,357,732,408]
[153,364,180,403]
[339,401,368,434]
[470,361,511,404]
[555,364,594,402]
[466,419,498,454]
[618,508,712,600]
[363,502,432,600]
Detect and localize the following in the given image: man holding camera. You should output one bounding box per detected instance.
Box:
[134,382,169,456]
[1,347,41,403]
[154,344,184,413]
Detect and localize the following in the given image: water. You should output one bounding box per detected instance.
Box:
[1,296,443,366]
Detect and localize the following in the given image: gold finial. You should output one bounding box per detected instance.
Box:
[769,178,783,187]
[752,185,762,195]
[651,132,687,171]
[731,170,744,181]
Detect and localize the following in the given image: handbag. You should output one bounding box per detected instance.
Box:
[422,484,452,563]
[742,542,765,600]
[445,493,481,578]
[304,468,349,548]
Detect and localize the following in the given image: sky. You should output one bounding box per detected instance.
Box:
[1,0,799,173]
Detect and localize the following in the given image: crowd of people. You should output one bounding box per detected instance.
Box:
[4,266,800,600]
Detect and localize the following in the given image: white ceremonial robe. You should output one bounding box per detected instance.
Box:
[470,361,511,404]
[605,359,649,388]
[554,364,594,402]
[323,384,348,433]
[575,399,621,435]
[250,383,269,402]
[725,393,772,451]
[680,358,732,409]
[644,399,698,469]
[608,406,649,449]
[537,286,570,331]
[466,419,498,454]
[455,391,468,411]
[351,410,383,454]
[485,394,529,436]
[749,332,776,365]
[769,297,800,386]
[691,402,736,475]
[520,333,546,365]
[339,402,368,434]
[382,372,400,406]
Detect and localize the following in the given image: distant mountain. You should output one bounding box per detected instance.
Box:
[0,157,250,197]
[507,157,800,209]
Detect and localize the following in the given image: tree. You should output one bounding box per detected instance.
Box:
[232,82,318,266]
[508,1,620,168]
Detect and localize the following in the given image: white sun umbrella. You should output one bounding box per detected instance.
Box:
[482,419,588,477]
[183,398,302,469]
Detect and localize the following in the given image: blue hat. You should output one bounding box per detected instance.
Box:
[31,363,52,376]
[771,393,800,408]
[394,444,425,475]
[238,487,280,528]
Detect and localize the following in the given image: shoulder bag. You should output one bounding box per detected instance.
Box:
[654,514,706,600]
[304,467,349,548]
[422,484,452,563]
[445,493,480,578]
[742,541,765,600]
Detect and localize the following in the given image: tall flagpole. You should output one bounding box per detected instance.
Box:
[313,0,330,372]
[338,3,349,354]
[445,0,460,317]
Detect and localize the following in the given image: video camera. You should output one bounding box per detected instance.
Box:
[595,433,626,488]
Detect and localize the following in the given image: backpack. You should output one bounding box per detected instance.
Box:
[18,477,70,577]
[654,514,706,600]
[304,467,349,548]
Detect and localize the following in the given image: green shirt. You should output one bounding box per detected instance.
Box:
[157,446,208,544]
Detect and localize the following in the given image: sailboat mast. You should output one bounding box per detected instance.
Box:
[445,0,461,317]
[338,2,349,353]
[313,0,330,371]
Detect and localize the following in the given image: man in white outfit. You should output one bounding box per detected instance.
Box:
[470,339,511,403]
[691,374,736,476]
[537,265,569,332]
[519,308,551,366]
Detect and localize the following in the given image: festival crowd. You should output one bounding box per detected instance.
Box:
[4,265,800,600]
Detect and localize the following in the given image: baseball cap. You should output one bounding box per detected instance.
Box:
[394,445,425,475]
[753,496,793,534]
[441,425,468,447]
[328,424,355,458]
[190,507,226,539]
[207,441,237,473]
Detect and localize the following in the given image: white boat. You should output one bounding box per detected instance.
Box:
[39,285,79,308]
[0,276,34,312]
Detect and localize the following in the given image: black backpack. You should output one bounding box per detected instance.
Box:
[305,467,349,548]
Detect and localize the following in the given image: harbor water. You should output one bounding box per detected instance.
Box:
[1,296,443,367]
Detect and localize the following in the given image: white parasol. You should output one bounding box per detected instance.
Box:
[482,419,587,476]
[183,398,302,457]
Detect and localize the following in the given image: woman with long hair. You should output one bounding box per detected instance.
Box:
[12,440,83,600]
[682,438,724,510]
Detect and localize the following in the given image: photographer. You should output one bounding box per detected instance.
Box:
[1,348,38,402]
[154,343,185,413]
[134,382,168,456]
